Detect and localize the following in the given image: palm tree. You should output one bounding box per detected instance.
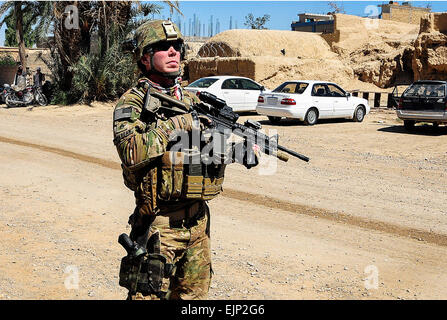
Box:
[0,1,27,68]
[0,1,183,102]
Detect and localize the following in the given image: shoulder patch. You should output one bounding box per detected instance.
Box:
[113,107,133,121]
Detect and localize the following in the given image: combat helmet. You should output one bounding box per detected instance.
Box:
[122,20,184,78]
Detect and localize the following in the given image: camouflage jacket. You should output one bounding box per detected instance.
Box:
[113,77,209,214]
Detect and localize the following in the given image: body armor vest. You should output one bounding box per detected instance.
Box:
[120,89,226,215]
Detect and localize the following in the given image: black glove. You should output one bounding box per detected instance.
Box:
[191,110,214,130]
[232,141,261,169]
[128,209,153,241]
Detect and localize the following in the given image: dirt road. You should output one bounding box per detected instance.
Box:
[1,103,446,300]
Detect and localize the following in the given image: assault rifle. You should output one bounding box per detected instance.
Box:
[147,89,310,163]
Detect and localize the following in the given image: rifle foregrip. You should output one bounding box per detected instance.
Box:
[276,151,289,162]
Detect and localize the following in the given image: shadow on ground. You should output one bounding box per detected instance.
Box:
[257,117,356,127]
[378,124,447,136]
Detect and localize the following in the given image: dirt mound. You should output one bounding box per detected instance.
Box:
[323,14,418,56]
[199,29,337,59]
[186,14,426,91]
[250,56,354,90]
[323,14,419,88]
[189,28,384,92]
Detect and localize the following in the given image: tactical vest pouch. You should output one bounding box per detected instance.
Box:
[184,175,204,198]
[159,151,184,201]
[202,176,224,200]
[201,160,226,200]
[183,149,204,199]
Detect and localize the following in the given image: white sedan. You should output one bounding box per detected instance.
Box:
[256,80,370,125]
[185,76,269,112]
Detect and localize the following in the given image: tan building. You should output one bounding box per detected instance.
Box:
[379,1,430,25]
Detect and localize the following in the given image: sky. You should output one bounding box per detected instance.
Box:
[153,0,447,36]
[1,1,447,45]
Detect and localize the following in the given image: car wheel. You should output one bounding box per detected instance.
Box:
[404,120,415,131]
[268,116,281,124]
[304,108,318,126]
[353,106,365,122]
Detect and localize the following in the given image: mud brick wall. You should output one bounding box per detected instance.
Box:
[0,47,51,86]
[187,57,256,83]
[382,5,430,25]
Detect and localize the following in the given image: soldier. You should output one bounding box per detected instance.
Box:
[113,20,260,300]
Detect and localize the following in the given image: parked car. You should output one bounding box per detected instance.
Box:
[185,76,269,112]
[395,80,447,130]
[256,80,370,125]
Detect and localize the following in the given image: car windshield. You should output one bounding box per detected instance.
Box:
[273,82,308,94]
[403,83,446,98]
[187,78,218,88]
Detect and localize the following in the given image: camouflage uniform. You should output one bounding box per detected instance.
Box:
[113,20,220,300]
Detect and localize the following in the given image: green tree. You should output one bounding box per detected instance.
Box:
[0,1,182,104]
[0,1,28,67]
[244,13,270,30]
[4,8,37,47]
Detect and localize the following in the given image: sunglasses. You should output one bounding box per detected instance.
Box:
[152,40,183,52]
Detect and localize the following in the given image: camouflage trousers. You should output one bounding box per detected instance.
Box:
[128,202,212,300]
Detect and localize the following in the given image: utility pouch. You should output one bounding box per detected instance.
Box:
[118,253,168,296]
[119,231,173,297]
[119,255,143,293]
[184,175,204,198]
[133,253,166,295]
[159,151,184,201]
[202,177,220,200]
[183,149,203,199]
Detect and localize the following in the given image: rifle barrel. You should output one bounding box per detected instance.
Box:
[277,145,310,162]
